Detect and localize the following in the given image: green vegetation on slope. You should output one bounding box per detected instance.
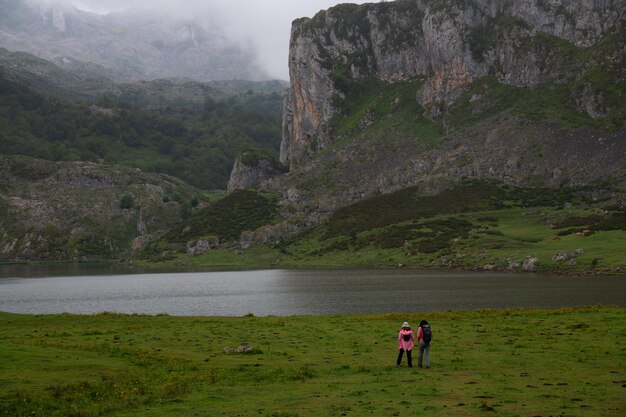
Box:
[237,148,285,171]
[0,155,201,261]
[278,180,626,273]
[151,180,626,273]
[330,76,441,148]
[0,307,623,417]
[460,26,626,131]
[0,73,283,189]
[143,189,279,259]
[447,74,624,133]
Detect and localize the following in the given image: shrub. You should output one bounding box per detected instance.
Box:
[324,182,501,239]
[552,215,604,229]
[476,216,498,222]
[147,190,279,252]
[120,194,134,209]
[480,229,504,236]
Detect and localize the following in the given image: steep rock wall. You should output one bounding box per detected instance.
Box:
[281,0,624,167]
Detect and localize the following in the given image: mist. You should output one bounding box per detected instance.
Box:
[62,0,382,80]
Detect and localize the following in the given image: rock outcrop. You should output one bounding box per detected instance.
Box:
[0,155,198,261]
[281,0,625,167]
[227,151,286,192]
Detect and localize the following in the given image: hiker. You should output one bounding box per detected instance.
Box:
[397,321,414,367]
[417,320,432,368]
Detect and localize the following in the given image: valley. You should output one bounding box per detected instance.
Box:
[0,0,624,272]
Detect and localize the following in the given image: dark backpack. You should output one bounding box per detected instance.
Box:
[421,324,432,344]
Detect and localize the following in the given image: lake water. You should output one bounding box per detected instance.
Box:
[0,265,624,316]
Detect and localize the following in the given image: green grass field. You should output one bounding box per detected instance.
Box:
[1,307,624,417]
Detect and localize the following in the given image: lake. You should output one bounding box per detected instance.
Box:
[0,265,624,316]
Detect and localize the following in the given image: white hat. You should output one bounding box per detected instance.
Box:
[402,322,410,328]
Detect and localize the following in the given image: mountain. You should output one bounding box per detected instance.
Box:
[272,0,624,207]
[0,58,285,261]
[0,48,290,110]
[148,0,624,273]
[0,0,267,82]
[2,0,625,271]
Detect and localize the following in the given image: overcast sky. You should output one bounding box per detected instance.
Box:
[64,0,382,80]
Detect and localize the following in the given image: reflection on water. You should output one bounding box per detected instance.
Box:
[0,265,624,316]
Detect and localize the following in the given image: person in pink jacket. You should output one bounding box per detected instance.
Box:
[397,321,414,368]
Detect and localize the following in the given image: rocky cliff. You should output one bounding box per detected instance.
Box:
[239,0,626,248]
[227,150,286,192]
[0,155,198,261]
[281,0,625,167]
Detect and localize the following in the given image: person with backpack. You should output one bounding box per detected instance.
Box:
[397,321,414,368]
[417,320,432,368]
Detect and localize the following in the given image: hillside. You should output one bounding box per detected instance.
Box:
[141,0,626,272]
[0,0,266,82]
[0,69,283,190]
[0,3,290,263]
[0,155,200,261]
[0,48,289,108]
[263,0,626,247]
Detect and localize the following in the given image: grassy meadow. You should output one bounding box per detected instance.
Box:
[1,307,624,417]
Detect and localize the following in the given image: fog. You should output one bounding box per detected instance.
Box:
[62,0,383,80]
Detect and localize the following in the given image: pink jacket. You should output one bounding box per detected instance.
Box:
[398,329,414,351]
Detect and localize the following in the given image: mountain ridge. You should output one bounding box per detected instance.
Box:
[281,0,625,167]
[0,0,269,82]
[214,0,626,268]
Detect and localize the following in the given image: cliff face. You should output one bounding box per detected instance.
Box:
[227,151,286,192]
[281,0,624,167]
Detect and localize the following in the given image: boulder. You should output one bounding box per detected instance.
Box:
[187,237,219,256]
[552,251,577,262]
[522,256,539,272]
[224,343,255,354]
[228,151,285,191]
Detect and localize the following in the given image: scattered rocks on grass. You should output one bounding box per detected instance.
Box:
[187,237,219,256]
[507,260,521,270]
[552,249,586,264]
[224,343,255,354]
[552,251,576,262]
[522,256,539,271]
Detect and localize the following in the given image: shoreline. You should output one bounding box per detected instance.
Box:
[2,258,625,277]
[1,304,622,318]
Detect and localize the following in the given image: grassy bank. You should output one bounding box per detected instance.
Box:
[1,307,624,416]
[141,181,626,274]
